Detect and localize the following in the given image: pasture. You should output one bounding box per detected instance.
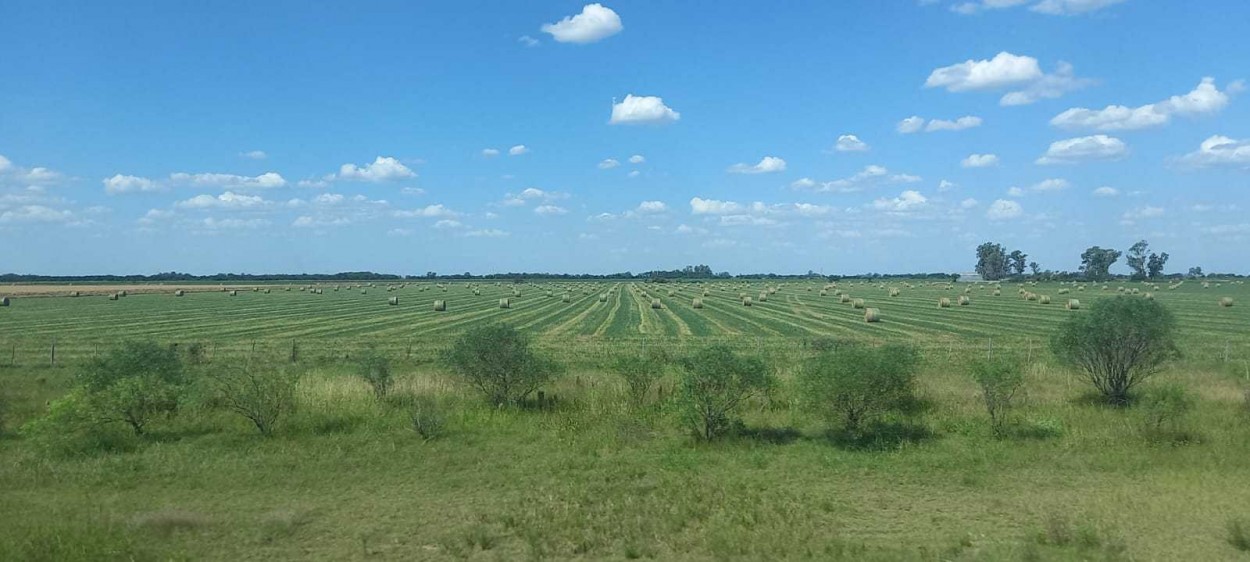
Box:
[2,278,1249,560]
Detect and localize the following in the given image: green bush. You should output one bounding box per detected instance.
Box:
[73,341,186,435]
[970,357,1026,438]
[409,395,446,440]
[799,344,920,434]
[1051,296,1179,406]
[355,348,393,399]
[207,361,300,436]
[677,345,773,441]
[445,324,562,407]
[1139,383,1196,444]
[610,348,670,407]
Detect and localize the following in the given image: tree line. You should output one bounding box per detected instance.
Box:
[974,240,1200,282]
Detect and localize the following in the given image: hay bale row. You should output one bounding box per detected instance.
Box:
[863,308,880,323]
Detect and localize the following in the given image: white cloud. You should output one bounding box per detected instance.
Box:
[986,199,1023,220]
[137,209,175,225]
[534,204,568,216]
[540,3,623,44]
[636,200,668,213]
[1031,178,1070,192]
[950,0,1029,15]
[0,205,73,224]
[202,217,270,230]
[1177,135,1250,168]
[482,148,500,157]
[240,150,267,160]
[939,180,956,192]
[1092,186,1119,197]
[509,145,529,156]
[394,204,458,218]
[960,198,979,209]
[629,154,645,164]
[719,215,777,227]
[926,52,1088,105]
[1031,0,1127,15]
[871,190,928,212]
[598,158,620,169]
[797,165,921,193]
[518,35,539,47]
[465,229,509,238]
[1122,206,1164,222]
[103,174,162,195]
[728,156,787,174]
[690,197,745,215]
[0,155,10,171]
[609,94,680,125]
[897,116,925,134]
[1007,187,1026,197]
[336,156,415,182]
[1051,78,1234,131]
[961,153,999,168]
[400,187,426,196]
[627,170,640,178]
[433,219,463,229]
[926,116,983,132]
[175,191,269,210]
[1036,135,1128,164]
[834,134,869,152]
[790,177,816,189]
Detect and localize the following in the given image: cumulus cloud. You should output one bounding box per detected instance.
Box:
[240,150,267,160]
[628,154,645,164]
[897,116,926,134]
[728,156,787,174]
[1122,206,1164,221]
[598,158,620,169]
[960,198,979,209]
[394,204,459,218]
[482,148,500,158]
[986,199,1023,220]
[518,35,539,47]
[609,94,680,125]
[1176,135,1250,168]
[636,200,668,213]
[1031,0,1127,15]
[175,191,270,210]
[900,115,983,133]
[871,190,928,212]
[961,153,999,168]
[1036,135,1128,164]
[173,171,287,189]
[690,197,745,215]
[540,3,622,44]
[1092,186,1120,197]
[1051,78,1235,131]
[336,156,415,182]
[433,219,463,229]
[926,52,1089,105]
[465,228,509,237]
[103,174,162,195]
[0,205,73,224]
[508,145,529,156]
[1032,178,1071,192]
[939,180,956,192]
[834,134,869,152]
[534,204,569,216]
[795,165,921,193]
[202,217,270,230]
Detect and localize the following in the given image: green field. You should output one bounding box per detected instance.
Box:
[2,279,1249,560]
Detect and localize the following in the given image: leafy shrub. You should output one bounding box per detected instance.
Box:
[970,357,1026,437]
[1139,383,1196,444]
[800,344,921,434]
[445,324,562,407]
[409,395,446,440]
[677,345,773,441]
[75,341,186,435]
[355,348,393,399]
[1051,296,1179,406]
[208,361,300,436]
[611,348,670,407]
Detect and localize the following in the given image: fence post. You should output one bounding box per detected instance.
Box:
[50,337,56,368]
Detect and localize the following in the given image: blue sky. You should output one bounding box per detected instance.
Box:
[2,1,1248,275]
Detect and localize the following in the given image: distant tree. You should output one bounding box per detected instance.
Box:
[1188,266,1204,279]
[1146,252,1169,279]
[1028,261,1041,276]
[1051,297,1179,406]
[975,242,1010,281]
[1079,246,1122,281]
[1008,250,1029,276]
[1126,240,1156,280]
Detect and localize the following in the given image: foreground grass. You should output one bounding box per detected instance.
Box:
[2,359,1249,560]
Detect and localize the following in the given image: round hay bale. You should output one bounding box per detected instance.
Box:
[361,290,367,295]
[108,293,119,301]
[1143,292,1154,300]
[1039,295,1051,305]
[938,297,951,308]
[650,298,662,309]
[758,293,768,302]
[1220,297,1234,308]
[389,297,399,306]
[499,298,511,309]
[958,295,970,306]
[863,308,881,323]
[562,293,571,303]
[852,298,866,309]
[889,288,900,297]
[993,289,1002,296]
[692,298,704,309]
[1066,299,1081,310]
[69,291,80,297]
[175,290,185,297]
[228,290,238,297]
[599,294,608,303]
[839,294,851,304]
[0,296,9,306]
[742,296,753,306]
[819,290,828,296]
[264,288,271,294]
[1026,293,1039,301]
[118,290,128,297]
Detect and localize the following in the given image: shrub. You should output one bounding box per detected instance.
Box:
[1050,296,1179,406]
[970,357,1026,438]
[409,395,446,440]
[611,348,670,407]
[800,344,920,434]
[1139,383,1195,444]
[208,361,300,436]
[677,345,773,441]
[445,324,562,407]
[355,348,393,399]
[74,341,186,435]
